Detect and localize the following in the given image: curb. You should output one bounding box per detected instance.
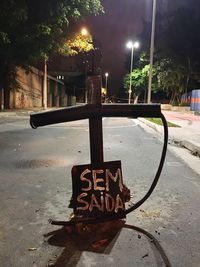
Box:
[180,140,200,157]
[138,118,162,134]
[138,118,200,157]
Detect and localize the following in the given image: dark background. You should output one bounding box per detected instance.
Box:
[85,0,188,96]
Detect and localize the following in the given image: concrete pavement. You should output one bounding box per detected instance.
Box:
[0,108,53,117]
[0,108,200,266]
[139,110,200,157]
[1,107,200,156]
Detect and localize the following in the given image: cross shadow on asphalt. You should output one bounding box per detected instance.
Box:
[44,220,171,267]
[44,220,125,267]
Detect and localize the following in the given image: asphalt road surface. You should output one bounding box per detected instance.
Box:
[0,116,200,267]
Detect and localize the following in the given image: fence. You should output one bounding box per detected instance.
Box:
[181,90,200,111]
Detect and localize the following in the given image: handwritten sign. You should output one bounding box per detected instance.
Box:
[71,161,126,218]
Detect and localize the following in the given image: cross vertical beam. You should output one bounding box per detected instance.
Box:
[87,76,104,164]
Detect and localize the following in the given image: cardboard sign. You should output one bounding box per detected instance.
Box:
[71,161,126,218]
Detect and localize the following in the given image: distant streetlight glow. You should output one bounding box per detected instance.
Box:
[126,41,140,104]
[81,27,88,36]
[126,41,139,49]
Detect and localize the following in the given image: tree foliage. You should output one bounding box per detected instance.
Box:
[0,0,103,94]
[156,7,200,100]
[155,58,186,103]
[123,64,149,103]
[0,0,102,63]
[59,31,94,56]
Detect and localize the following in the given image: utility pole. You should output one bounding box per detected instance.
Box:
[43,59,47,109]
[147,0,157,103]
[1,88,4,110]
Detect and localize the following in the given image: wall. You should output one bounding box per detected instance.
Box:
[6,66,66,109]
[14,67,42,108]
[181,90,200,112]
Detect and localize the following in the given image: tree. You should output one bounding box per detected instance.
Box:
[155,58,186,104]
[123,64,150,103]
[123,51,158,103]
[0,0,103,107]
[59,30,94,56]
[156,7,200,96]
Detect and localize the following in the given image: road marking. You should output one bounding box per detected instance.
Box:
[166,161,183,167]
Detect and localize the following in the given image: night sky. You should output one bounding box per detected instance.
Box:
[86,0,188,96]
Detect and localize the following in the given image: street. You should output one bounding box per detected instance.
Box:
[0,115,200,267]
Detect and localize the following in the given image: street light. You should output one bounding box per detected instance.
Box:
[126,41,139,104]
[147,0,157,103]
[105,72,109,92]
[81,27,88,36]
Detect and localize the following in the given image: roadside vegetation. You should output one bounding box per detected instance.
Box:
[146,118,180,128]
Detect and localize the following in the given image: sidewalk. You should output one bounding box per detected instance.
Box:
[139,110,200,157]
[0,108,53,117]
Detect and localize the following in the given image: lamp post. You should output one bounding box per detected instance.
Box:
[81,27,89,102]
[105,72,109,92]
[147,0,157,103]
[104,72,109,103]
[43,58,47,109]
[126,41,139,104]
[1,88,4,110]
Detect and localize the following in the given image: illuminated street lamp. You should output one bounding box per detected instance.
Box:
[81,27,88,36]
[126,41,139,104]
[147,0,157,103]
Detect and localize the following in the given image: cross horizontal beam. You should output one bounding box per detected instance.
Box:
[30,103,161,129]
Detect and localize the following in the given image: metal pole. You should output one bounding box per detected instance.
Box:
[128,45,134,104]
[147,0,157,104]
[105,73,109,102]
[88,76,104,164]
[1,88,4,110]
[43,59,47,109]
[84,61,88,103]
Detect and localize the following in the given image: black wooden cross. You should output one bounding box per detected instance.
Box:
[30,75,167,223]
